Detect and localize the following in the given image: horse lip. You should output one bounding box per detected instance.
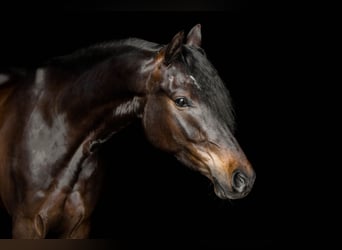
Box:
[212,176,228,199]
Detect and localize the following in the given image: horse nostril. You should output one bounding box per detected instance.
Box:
[232,171,248,193]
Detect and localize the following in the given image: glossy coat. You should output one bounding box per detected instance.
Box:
[0,24,255,238]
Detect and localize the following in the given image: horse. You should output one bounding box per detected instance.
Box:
[0,24,255,238]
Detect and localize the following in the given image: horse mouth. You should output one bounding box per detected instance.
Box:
[212,177,229,199]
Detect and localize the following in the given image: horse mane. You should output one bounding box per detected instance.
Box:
[46,38,162,70]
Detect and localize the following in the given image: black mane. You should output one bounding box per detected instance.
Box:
[46,38,162,70]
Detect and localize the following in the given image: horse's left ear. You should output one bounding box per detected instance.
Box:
[163,31,184,65]
[186,24,202,47]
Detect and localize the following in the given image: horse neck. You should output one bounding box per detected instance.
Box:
[52,48,157,136]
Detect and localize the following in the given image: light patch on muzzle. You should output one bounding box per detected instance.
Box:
[190,145,255,200]
[192,146,231,181]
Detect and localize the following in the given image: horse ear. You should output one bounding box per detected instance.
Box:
[186,24,202,47]
[163,31,184,65]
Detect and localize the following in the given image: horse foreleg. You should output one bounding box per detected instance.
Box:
[62,220,90,239]
[60,163,103,238]
[59,191,91,239]
[12,214,47,239]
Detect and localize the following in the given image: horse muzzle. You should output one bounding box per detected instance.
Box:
[212,169,256,200]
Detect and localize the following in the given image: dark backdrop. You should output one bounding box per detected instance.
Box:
[0,1,278,248]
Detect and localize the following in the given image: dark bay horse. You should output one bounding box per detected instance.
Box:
[0,24,255,238]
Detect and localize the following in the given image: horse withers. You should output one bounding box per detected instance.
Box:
[0,24,255,238]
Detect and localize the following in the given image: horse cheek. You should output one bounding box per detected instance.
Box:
[143,100,178,153]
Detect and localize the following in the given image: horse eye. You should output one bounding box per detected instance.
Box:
[174,97,189,107]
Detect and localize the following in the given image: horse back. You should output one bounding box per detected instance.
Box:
[0,69,29,211]
[0,69,26,127]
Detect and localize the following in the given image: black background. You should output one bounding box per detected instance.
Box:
[0,1,282,248]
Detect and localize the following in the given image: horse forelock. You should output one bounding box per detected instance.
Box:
[181,46,236,132]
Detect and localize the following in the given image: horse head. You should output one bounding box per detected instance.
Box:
[143,24,255,200]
